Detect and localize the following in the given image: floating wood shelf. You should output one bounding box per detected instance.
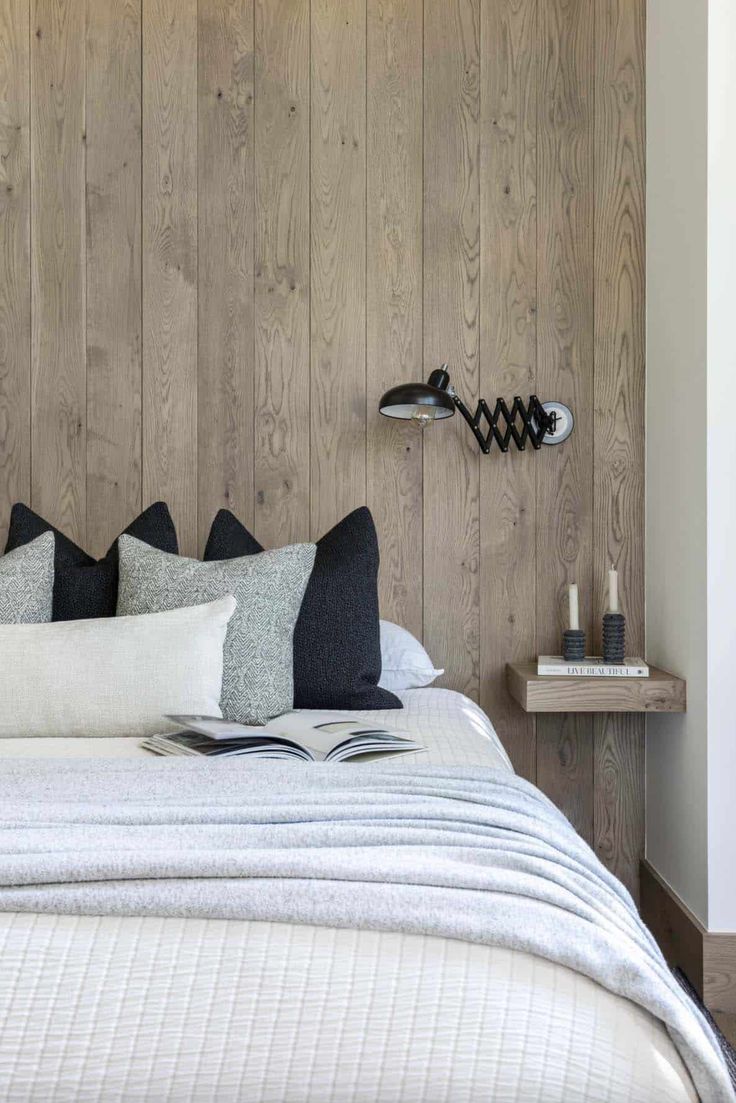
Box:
[505,662,686,714]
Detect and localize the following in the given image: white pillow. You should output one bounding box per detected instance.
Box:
[378,620,444,692]
[0,596,235,740]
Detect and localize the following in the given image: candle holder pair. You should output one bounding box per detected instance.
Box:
[563,613,626,665]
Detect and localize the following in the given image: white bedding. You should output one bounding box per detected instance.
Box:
[0,915,696,1103]
[0,689,698,1102]
[0,687,514,771]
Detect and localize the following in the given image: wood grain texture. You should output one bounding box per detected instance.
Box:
[592,0,646,902]
[714,1013,736,1049]
[534,0,595,842]
[0,0,30,551]
[594,712,643,899]
[86,0,142,557]
[143,0,198,554]
[366,0,423,638]
[254,0,310,547]
[198,0,254,552]
[31,0,85,543]
[479,0,537,779]
[423,0,480,699]
[507,662,686,713]
[310,0,366,538]
[705,937,736,1015]
[538,713,592,840]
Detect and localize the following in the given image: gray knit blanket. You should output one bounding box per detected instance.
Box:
[0,758,731,1102]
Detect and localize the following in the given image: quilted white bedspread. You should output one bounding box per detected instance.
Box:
[0,687,513,770]
[0,914,698,1103]
[0,689,700,1102]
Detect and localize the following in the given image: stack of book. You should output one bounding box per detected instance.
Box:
[537,656,649,678]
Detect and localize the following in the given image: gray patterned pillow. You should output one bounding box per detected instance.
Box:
[0,531,55,624]
[117,535,316,724]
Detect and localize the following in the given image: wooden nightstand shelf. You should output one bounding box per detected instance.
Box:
[505,662,686,714]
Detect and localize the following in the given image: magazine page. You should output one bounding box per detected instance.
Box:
[265,713,412,758]
[142,734,312,760]
[266,714,382,757]
[167,712,412,748]
[166,715,267,740]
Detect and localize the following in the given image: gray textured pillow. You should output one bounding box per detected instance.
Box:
[0,531,55,624]
[117,535,316,724]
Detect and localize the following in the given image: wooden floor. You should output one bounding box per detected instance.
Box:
[715,1012,736,1049]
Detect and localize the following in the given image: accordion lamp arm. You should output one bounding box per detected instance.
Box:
[379,363,574,453]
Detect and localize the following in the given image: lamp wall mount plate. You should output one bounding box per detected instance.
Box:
[537,401,574,445]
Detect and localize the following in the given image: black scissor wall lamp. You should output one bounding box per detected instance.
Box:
[379,364,573,454]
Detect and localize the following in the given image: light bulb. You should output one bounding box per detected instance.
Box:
[410,407,437,429]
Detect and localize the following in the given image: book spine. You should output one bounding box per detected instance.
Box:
[537,665,648,677]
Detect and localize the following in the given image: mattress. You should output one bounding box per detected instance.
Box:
[0,689,698,1102]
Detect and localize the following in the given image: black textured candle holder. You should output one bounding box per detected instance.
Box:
[562,629,586,662]
[602,613,626,664]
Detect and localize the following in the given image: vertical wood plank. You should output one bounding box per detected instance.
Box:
[0,0,30,550]
[595,712,644,898]
[198,0,254,552]
[143,0,197,554]
[593,0,645,900]
[254,0,309,547]
[480,0,537,779]
[31,0,85,543]
[535,0,594,841]
[86,0,142,557]
[366,0,422,636]
[538,713,594,835]
[310,0,366,538]
[423,0,480,698]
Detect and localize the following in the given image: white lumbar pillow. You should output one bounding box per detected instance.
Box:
[0,596,235,740]
[378,620,444,692]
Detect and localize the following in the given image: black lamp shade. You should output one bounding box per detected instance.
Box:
[378,381,455,421]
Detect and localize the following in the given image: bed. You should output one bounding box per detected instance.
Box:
[0,687,717,1103]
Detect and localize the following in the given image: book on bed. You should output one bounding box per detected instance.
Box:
[140,712,424,762]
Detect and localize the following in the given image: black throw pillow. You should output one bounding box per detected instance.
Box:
[204,506,401,711]
[4,502,178,621]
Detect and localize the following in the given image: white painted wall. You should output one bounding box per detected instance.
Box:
[705,0,736,932]
[646,0,736,930]
[646,0,709,925]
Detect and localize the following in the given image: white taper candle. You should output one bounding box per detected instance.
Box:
[608,566,619,613]
[568,583,579,631]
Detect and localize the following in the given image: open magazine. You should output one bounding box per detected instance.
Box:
[140,712,424,763]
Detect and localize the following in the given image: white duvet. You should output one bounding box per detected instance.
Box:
[0,689,700,1102]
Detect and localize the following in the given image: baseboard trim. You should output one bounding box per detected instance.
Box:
[640,859,736,1013]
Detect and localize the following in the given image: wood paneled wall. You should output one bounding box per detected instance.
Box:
[0,0,644,895]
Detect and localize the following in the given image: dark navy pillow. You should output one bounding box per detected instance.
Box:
[204,506,401,711]
[4,502,178,621]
